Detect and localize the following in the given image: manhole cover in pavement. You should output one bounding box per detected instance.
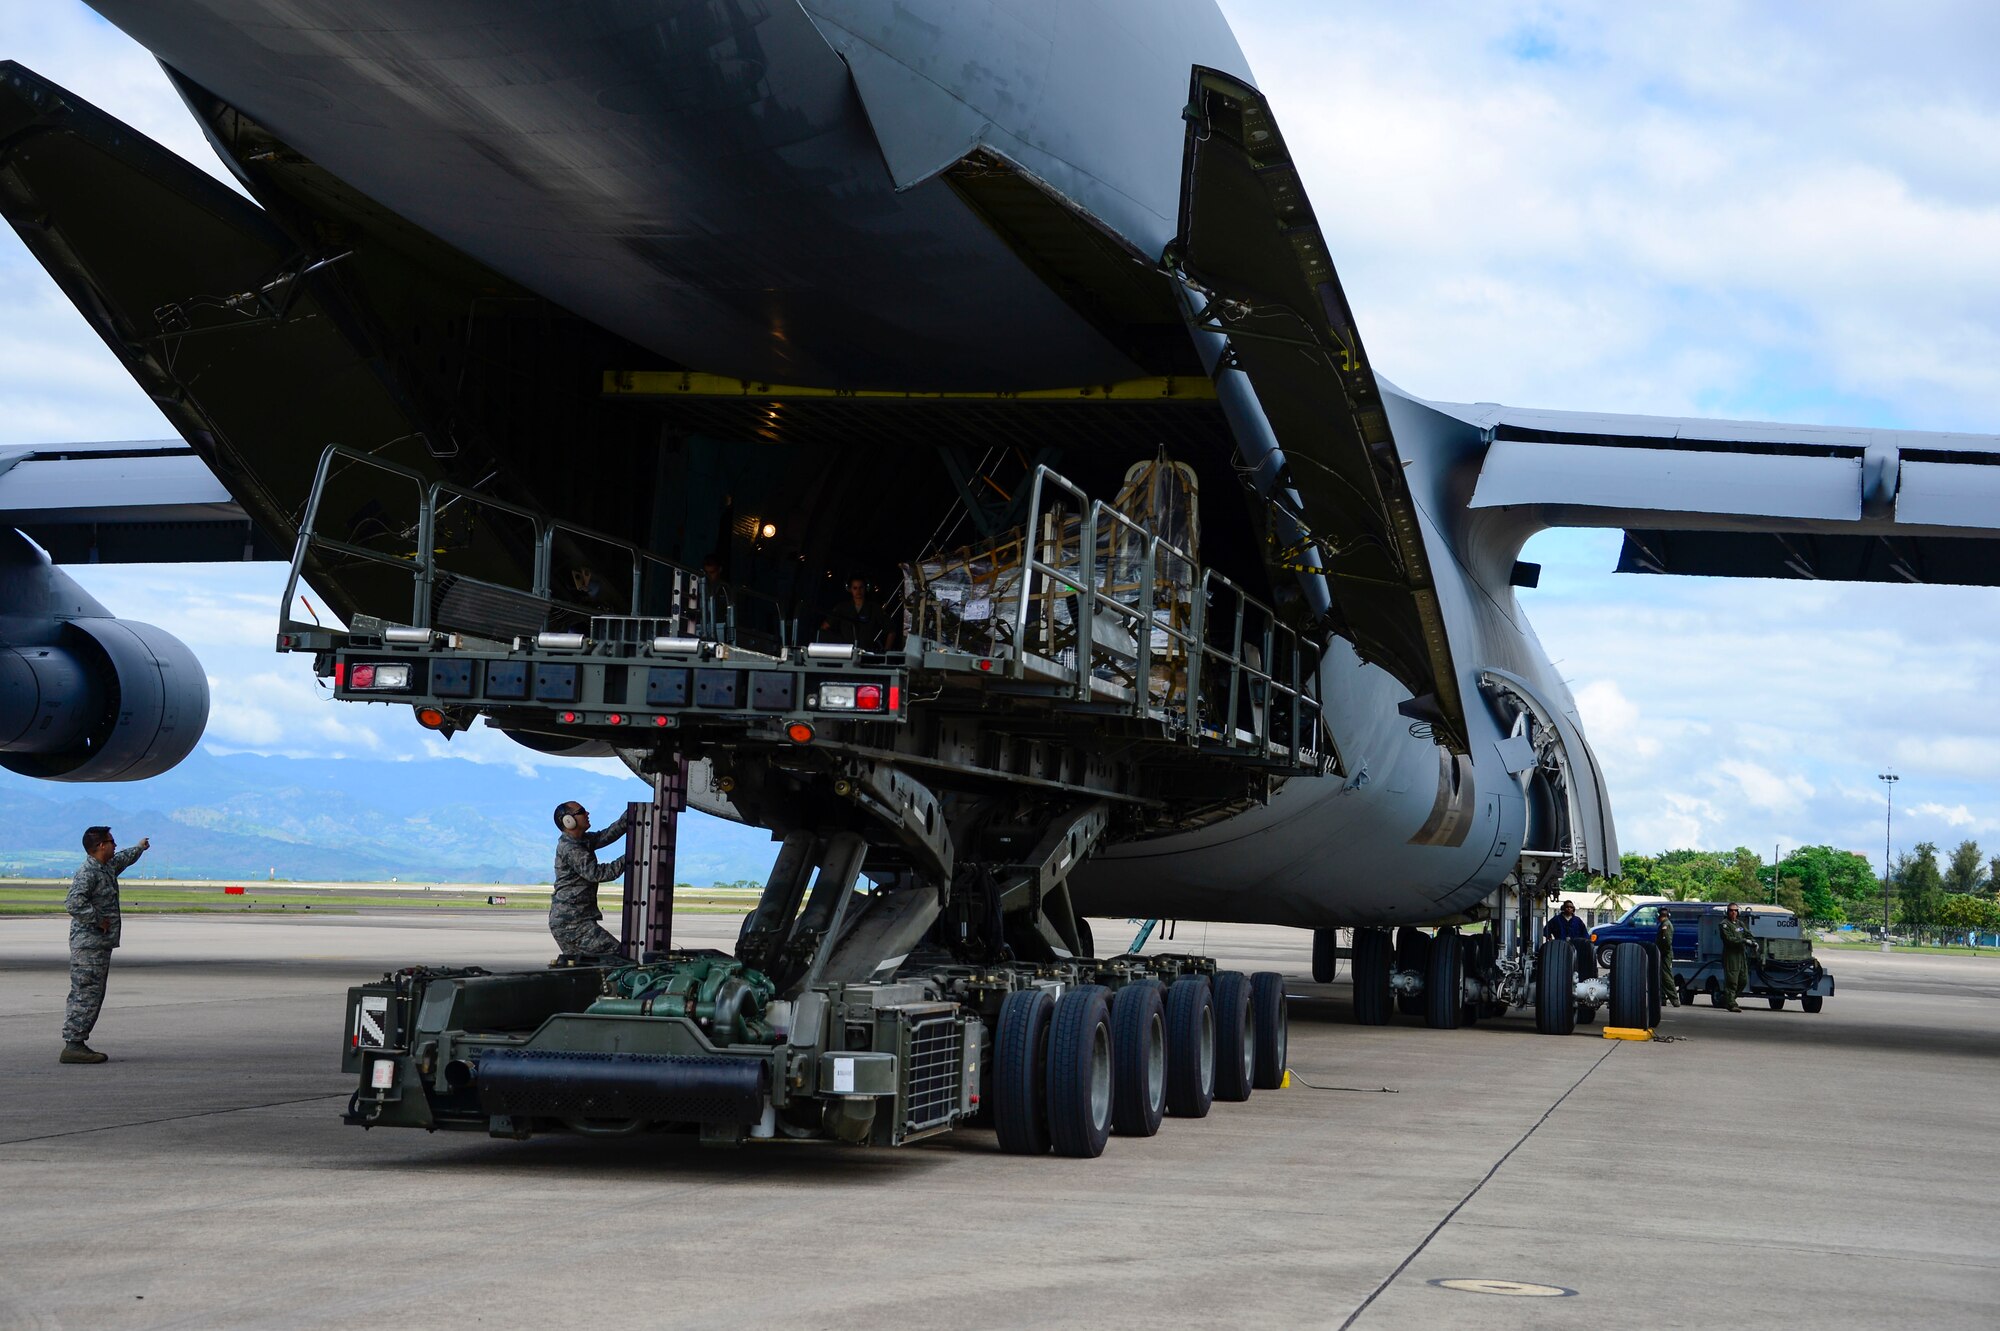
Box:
[1428,1278,1576,1298]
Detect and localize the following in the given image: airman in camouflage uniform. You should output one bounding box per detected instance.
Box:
[61,826,147,1063]
[549,801,629,957]
[1657,910,1681,1006]
[1718,903,1752,1012]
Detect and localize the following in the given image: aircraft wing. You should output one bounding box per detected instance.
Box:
[1172,68,1468,752]
[1450,400,2000,585]
[0,439,282,563]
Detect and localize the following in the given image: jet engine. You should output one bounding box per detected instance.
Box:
[0,531,209,782]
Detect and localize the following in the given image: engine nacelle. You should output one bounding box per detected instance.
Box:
[0,616,209,782]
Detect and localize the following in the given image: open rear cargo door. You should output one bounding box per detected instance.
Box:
[1171,67,1466,752]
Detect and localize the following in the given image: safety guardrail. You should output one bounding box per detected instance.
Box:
[952,464,1324,768]
[279,444,790,651]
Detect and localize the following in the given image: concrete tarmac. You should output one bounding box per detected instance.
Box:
[1,913,1995,1329]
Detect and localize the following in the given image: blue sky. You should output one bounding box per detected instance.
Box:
[2,2,1997,870]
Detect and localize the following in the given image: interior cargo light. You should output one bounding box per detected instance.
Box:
[786,721,815,744]
[819,683,856,710]
[854,684,883,711]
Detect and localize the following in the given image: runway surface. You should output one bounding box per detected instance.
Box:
[1,912,1994,1329]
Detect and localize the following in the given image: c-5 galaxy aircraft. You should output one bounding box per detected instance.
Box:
[3,2,1995,1152]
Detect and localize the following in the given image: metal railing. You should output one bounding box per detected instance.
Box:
[999,464,1323,765]
[279,444,789,650]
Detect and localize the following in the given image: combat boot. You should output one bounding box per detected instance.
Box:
[59,1041,108,1064]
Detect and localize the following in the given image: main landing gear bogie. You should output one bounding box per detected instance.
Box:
[1350,927,1660,1038]
[992,965,1288,1157]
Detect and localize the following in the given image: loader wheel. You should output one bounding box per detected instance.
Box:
[1535,939,1577,1035]
[1802,995,1824,1013]
[1352,928,1392,1025]
[1164,976,1215,1118]
[994,988,1054,1155]
[1212,971,1255,1102]
[1311,928,1339,984]
[1767,995,1786,1011]
[1110,982,1166,1137]
[1047,986,1113,1158]
[1394,927,1431,1017]
[1425,927,1463,1030]
[1609,941,1649,1029]
[1250,971,1288,1090]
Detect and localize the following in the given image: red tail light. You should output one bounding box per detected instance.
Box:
[855,684,883,711]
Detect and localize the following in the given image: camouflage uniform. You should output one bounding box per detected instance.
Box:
[549,812,628,956]
[1718,913,1753,1011]
[63,845,144,1043]
[1657,913,1680,1006]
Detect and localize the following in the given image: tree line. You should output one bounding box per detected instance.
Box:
[1572,840,2000,932]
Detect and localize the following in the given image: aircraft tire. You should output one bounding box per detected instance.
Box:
[1394,927,1431,1016]
[1046,986,1113,1158]
[1311,928,1339,983]
[1353,929,1392,1025]
[1250,971,1288,1090]
[1109,982,1166,1137]
[1164,976,1216,1118]
[1212,971,1255,1102]
[1768,995,1786,1010]
[994,988,1054,1155]
[1424,927,1463,1030]
[1609,941,1649,1029]
[1534,939,1577,1035]
[1802,995,1824,1013]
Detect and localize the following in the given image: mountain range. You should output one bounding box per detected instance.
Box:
[0,749,778,884]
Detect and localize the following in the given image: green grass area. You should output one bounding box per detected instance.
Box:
[0,883,761,917]
[1816,939,1999,957]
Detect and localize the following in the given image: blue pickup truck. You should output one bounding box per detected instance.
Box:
[1589,902,1835,1010]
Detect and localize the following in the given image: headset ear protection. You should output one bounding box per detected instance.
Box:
[560,807,580,832]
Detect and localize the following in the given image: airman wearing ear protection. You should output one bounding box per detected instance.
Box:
[548,801,628,958]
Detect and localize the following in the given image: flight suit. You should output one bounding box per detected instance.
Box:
[549,813,629,957]
[1657,914,1681,1006]
[1718,915,1753,1011]
[63,845,145,1043]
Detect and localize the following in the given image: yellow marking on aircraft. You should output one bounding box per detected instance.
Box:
[602,371,1217,403]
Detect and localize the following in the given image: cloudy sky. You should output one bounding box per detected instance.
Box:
[2,2,1996,869]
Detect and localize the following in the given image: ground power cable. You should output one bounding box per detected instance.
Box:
[1336,1042,1620,1329]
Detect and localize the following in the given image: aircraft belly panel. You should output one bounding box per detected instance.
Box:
[86,0,1149,388]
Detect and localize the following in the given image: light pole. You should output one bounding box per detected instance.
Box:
[1879,771,1899,952]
